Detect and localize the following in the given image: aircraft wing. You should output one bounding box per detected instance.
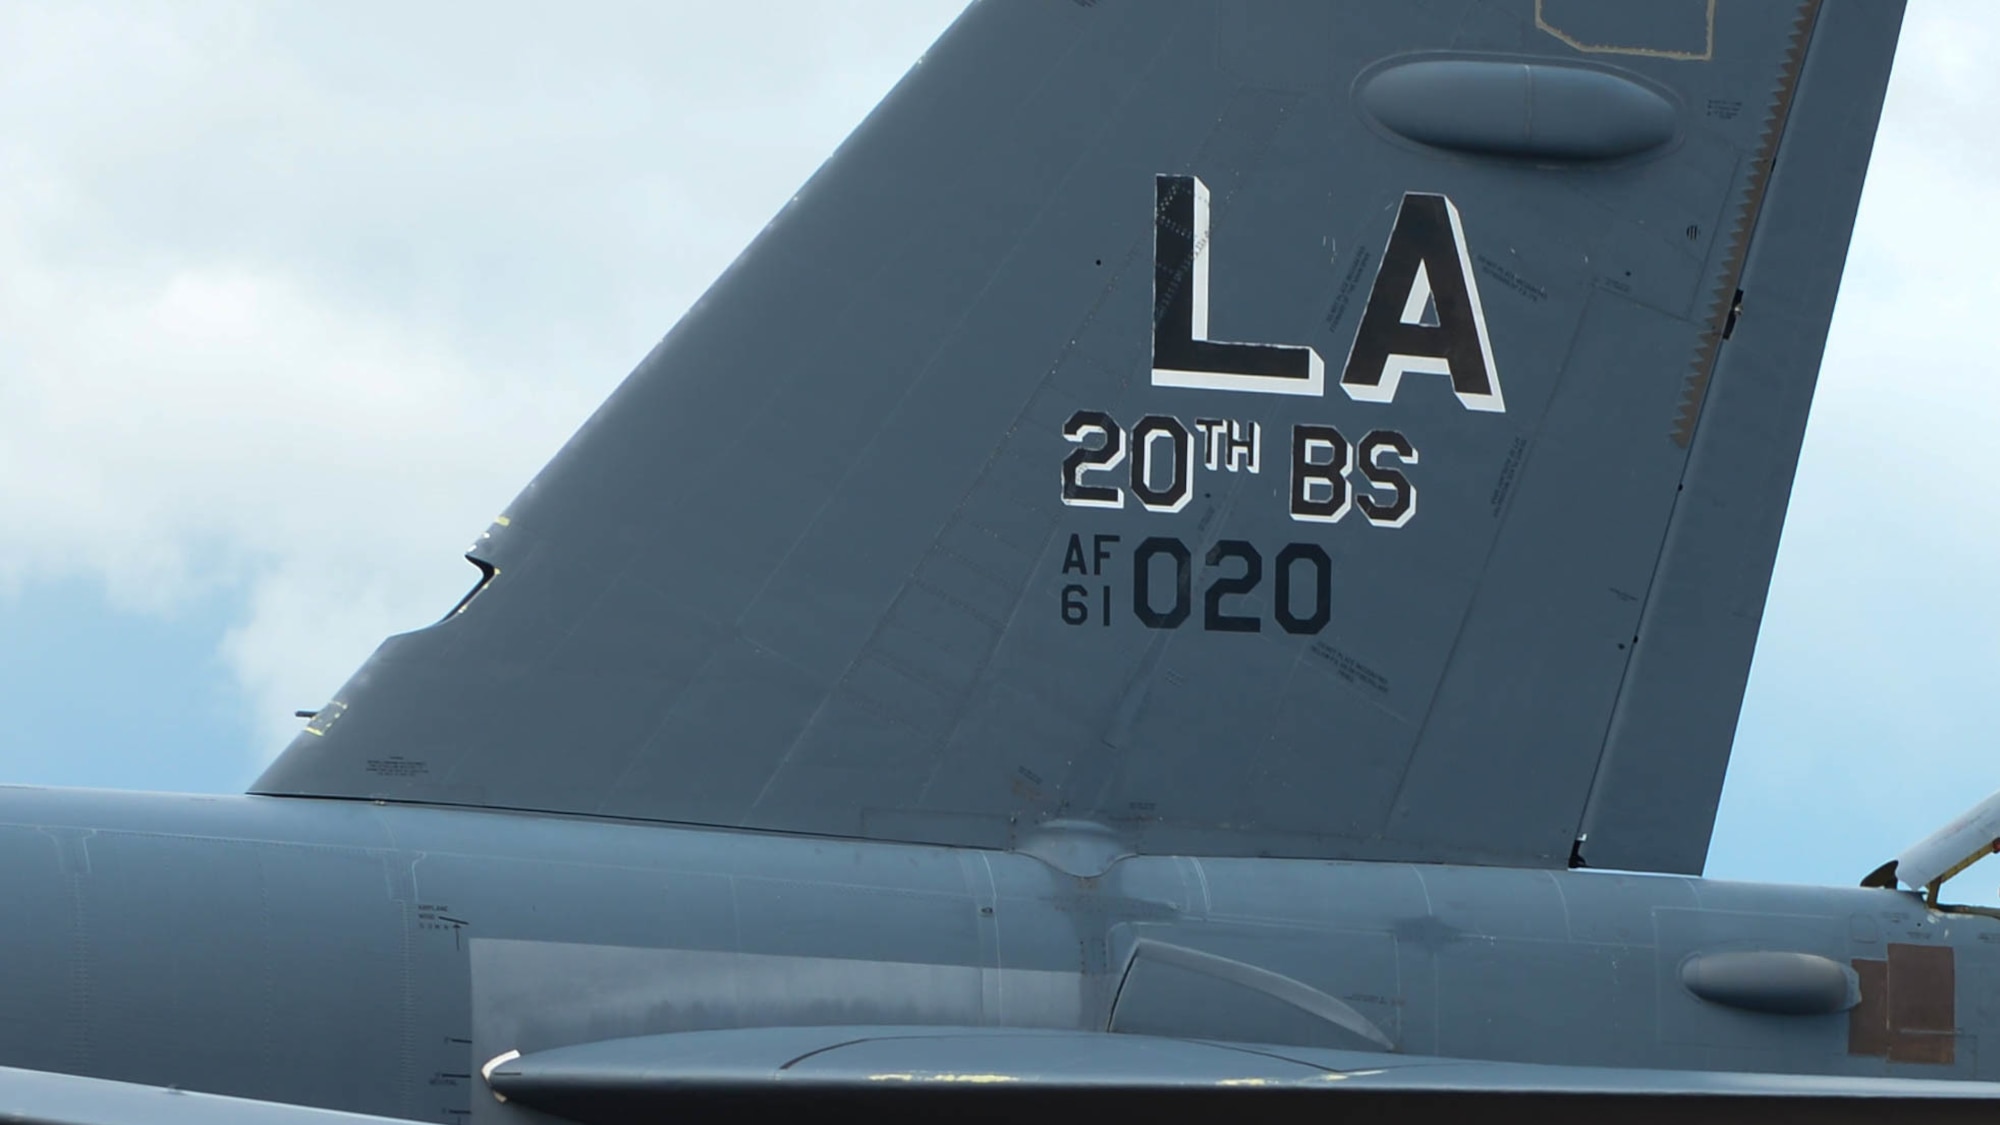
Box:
[481,1026,2000,1124]
[0,1063,415,1125]
[6,1030,1997,1125]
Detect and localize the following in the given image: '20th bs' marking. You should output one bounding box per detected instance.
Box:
[1061,411,1416,526]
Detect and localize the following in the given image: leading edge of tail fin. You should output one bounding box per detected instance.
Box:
[254,1,1903,873]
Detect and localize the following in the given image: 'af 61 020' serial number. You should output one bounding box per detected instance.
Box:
[1059,533,1330,634]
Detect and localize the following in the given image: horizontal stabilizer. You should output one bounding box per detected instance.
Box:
[0,1063,417,1125]
[483,1026,2000,1125]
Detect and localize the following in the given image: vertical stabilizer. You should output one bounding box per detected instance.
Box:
[256,1,1904,873]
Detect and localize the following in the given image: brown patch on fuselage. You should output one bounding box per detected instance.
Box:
[1849,943,1956,1064]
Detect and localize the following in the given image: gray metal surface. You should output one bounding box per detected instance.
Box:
[1679,951,1859,1016]
[0,1064,417,1125]
[0,786,1996,1125]
[250,0,1900,875]
[484,1027,2000,1124]
[486,1023,2000,1094]
[1,4,1962,1124]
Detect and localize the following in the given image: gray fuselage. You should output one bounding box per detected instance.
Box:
[0,786,1984,1122]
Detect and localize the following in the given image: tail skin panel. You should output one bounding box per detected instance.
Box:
[253,1,1904,873]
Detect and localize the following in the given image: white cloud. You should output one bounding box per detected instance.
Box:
[0,238,600,751]
[0,0,966,759]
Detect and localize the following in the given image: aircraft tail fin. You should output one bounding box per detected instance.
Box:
[254,0,1903,873]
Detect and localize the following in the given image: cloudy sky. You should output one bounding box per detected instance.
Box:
[0,1,1992,896]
